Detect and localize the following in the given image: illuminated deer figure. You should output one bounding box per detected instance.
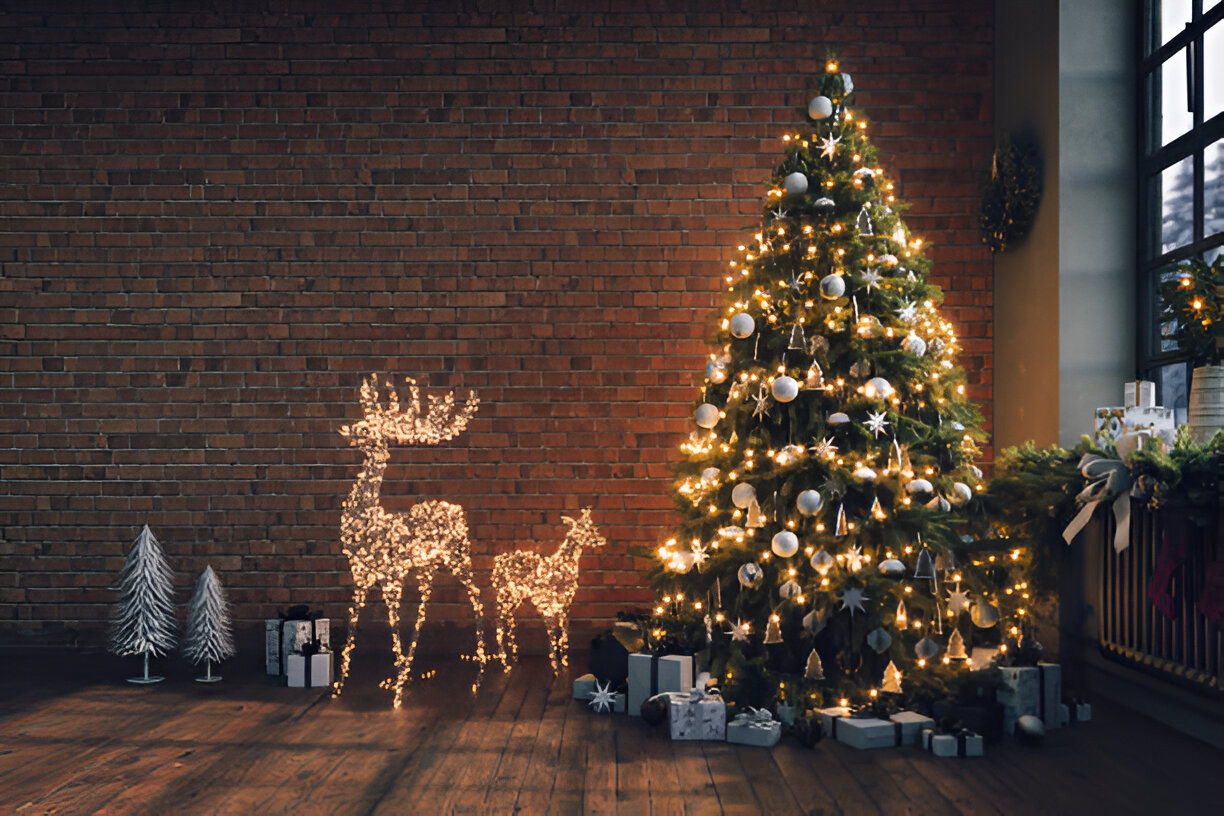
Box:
[334,375,486,707]
[492,508,606,675]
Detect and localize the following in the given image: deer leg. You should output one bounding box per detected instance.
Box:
[378,582,409,706]
[542,614,560,676]
[333,584,367,698]
[556,613,570,675]
[392,568,436,706]
[498,589,520,668]
[448,548,488,670]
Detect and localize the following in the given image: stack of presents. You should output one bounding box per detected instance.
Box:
[1095,379,1176,451]
[265,605,334,688]
[576,626,1089,756]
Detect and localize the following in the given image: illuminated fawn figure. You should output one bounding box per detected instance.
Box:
[492,508,606,674]
[334,375,486,707]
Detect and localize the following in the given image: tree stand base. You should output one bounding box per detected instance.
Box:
[195,675,223,683]
[127,676,165,684]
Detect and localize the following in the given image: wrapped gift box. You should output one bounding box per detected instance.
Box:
[816,705,853,735]
[286,652,332,688]
[1125,380,1157,409]
[922,729,984,757]
[932,700,1004,745]
[266,617,330,676]
[573,673,598,700]
[1059,701,1092,725]
[667,690,726,741]
[628,653,692,717]
[726,708,781,748]
[998,663,1061,732]
[827,715,902,750]
[890,711,935,746]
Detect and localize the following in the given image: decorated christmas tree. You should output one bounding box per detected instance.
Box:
[649,60,1034,712]
[183,565,236,683]
[110,524,178,684]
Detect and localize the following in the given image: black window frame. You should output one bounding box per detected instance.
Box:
[1138,0,1224,407]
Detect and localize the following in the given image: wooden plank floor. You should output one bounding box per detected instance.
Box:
[0,650,1218,815]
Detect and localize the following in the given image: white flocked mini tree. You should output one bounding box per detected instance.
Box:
[183,565,236,683]
[110,524,178,684]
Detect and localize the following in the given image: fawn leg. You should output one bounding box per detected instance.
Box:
[449,548,488,666]
[556,613,570,674]
[333,584,367,697]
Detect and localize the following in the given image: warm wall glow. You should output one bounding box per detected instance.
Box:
[493,508,606,675]
[332,375,485,708]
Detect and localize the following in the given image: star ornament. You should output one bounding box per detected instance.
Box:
[838,587,869,616]
[731,619,751,641]
[813,436,838,458]
[859,268,882,292]
[752,385,771,419]
[771,207,789,220]
[690,540,710,567]
[896,300,919,325]
[865,411,890,438]
[846,545,865,573]
[819,134,841,159]
[947,586,972,614]
[588,679,618,713]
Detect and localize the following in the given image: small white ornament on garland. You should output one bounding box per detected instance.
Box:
[183,565,236,683]
[903,333,928,356]
[808,95,833,120]
[110,525,178,685]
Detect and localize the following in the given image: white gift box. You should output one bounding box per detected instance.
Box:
[816,705,853,735]
[265,617,331,675]
[828,716,901,750]
[573,673,598,700]
[922,729,984,757]
[999,663,1062,731]
[1059,701,1092,725]
[627,653,692,717]
[890,711,935,746]
[286,652,332,688]
[726,707,781,747]
[667,691,726,741]
[1125,380,1157,409]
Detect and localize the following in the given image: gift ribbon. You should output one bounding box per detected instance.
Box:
[277,606,324,675]
[1061,454,1134,552]
[729,707,776,730]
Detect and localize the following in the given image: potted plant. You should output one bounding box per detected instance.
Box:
[1159,255,1224,442]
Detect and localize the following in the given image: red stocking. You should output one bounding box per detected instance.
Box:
[1198,561,1224,624]
[1148,530,1191,620]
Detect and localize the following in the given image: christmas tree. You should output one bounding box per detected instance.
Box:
[650,59,1033,712]
[110,524,178,684]
[183,565,236,683]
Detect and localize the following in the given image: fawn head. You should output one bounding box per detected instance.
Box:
[561,508,606,550]
[339,374,480,452]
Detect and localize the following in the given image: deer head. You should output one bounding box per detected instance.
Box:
[562,508,606,551]
[338,374,479,450]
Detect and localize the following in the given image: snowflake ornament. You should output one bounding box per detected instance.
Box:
[838,587,869,616]
[896,301,919,325]
[820,134,841,158]
[813,436,838,458]
[860,268,882,292]
[690,540,710,567]
[865,411,890,438]
[588,679,618,713]
[947,586,972,614]
[752,385,771,419]
[731,619,751,641]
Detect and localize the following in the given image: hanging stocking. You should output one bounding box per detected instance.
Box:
[1148,529,1191,620]
[1198,560,1224,624]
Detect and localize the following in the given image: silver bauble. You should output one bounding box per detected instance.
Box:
[880,253,899,267]
[814,196,835,211]
[839,72,854,93]
[784,171,809,196]
[951,482,973,504]
[737,562,764,588]
[771,376,799,403]
[701,467,720,484]
[970,598,1000,628]
[819,274,846,300]
[828,412,851,425]
[903,333,927,356]
[796,489,824,515]
[777,444,804,466]
[915,637,940,660]
[905,478,933,494]
[731,482,756,509]
[810,549,835,575]
[864,377,893,400]
[807,95,833,119]
[853,466,877,482]
[970,465,984,480]
[771,530,799,558]
[866,627,893,653]
[695,403,720,429]
[779,579,802,600]
[878,558,906,577]
[729,312,755,338]
[671,550,695,573]
[1016,714,1045,743]
[706,359,728,383]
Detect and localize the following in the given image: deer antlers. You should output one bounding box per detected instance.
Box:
[344,375,479,445]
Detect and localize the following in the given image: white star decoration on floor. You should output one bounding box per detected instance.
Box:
[866,411,890,438]
[838,587,869,616]
[820,134,841,158]
[588,679,618,713]
[947,585,972,614]
[731,619,750,641]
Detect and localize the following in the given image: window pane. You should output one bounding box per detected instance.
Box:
[1206,21,1224,122]
[1207,137,1224,239]
[1161,155,1196,253]
[1159,49,1193,147]
[1157,362,1190,427]
[1161,0,1193,45]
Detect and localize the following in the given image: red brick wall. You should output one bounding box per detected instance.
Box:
[0,1,993,653]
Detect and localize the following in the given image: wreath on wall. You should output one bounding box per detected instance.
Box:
[980,135,1042,254]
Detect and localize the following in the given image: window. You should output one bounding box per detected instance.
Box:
[1139,0,1224,421]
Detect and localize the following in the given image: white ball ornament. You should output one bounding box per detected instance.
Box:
[808,95,833,119]
[771,376,799,403]
[880,253,899,267]
[905,478,933,494]
[828,412,851,425]
[706,359,728,383]
[737,562,764,589]
[819,274,846,300]
[814,196,835,211]
[903,333,927,357]
[853,466,877,482]
[951,482,973,504]
[771,530,799,558]
[796,489,824,515]
[878,558,906,577]
[701,467,721,484]
[1016,715,1045,744]
[671,550,696,573]
[695,403,720,429]
[784,171,809,196]
[777,444,804,466]
[864,377,894,400]
[729,312,755,338]
[731,482,756,509]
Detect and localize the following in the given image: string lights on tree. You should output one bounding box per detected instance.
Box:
[332,375,487,708]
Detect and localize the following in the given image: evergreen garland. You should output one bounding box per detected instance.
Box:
[1158,255,1223,367]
